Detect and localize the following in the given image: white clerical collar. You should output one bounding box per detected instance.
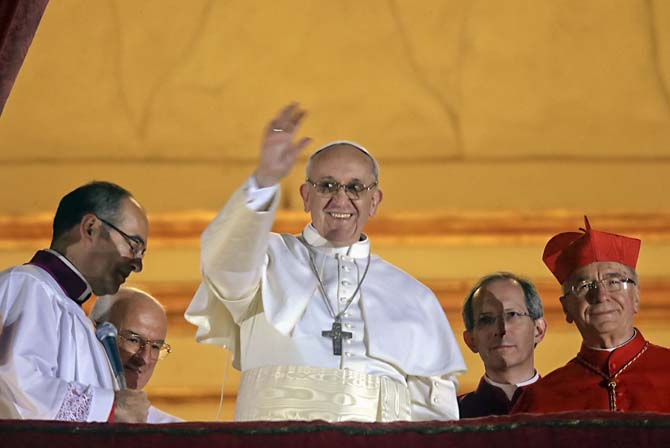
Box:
[302,224,370,258]
[587,329,638,352]
[484,371,540,401]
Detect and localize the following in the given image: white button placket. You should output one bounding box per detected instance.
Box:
[337,254,367,368]
[337,254,355,309]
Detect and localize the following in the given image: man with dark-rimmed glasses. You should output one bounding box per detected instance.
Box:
[0,181,150,422]
[513,217,670,413]
[91,287,181,423]
[96,215,146,259]
[186,103,465,422]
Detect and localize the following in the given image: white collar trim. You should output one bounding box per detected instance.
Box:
[301,224,370,258]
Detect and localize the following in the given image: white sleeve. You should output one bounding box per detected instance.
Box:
[0,274,114,422]
[199,176,279,310]
[407,374,460,421]
[245,175,279,211]
[186,177,281,349]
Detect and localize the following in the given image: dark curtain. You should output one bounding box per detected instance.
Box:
[0,0,49,115]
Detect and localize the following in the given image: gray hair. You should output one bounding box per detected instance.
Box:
[90,286,164,324]
[305,140,380,182]
[462,272,544,332]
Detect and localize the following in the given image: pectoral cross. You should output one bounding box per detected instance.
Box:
[322,319,352,356]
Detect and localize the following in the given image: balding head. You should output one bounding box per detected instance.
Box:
[91,287,165,325]
[305,141,380,182]
[91,287,168,389]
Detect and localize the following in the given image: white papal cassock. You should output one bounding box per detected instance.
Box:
[185,178,466,422]
[0,250,115,421]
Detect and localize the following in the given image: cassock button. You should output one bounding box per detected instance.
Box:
[342,266,351,272]
[345,352,352,357]
[432,396,439,404]
[339,297,347,303]
[342,280,351,287]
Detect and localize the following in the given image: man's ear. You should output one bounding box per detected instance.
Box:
[368,188,383,217]
[632,287,640,314]
[299,183,310,212]
[463,330,479,354]
[533,318,548,346]
[559,295,574,324]
[80,214,98,241]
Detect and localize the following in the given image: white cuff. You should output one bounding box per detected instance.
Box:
[87,385,115,422]
[245,176,279,211]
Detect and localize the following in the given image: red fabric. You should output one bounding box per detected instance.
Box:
[512,330,670,413]
[0,0,49,115]
[2,412,670,448]
[543,216,641,284]
[107,401,115,422]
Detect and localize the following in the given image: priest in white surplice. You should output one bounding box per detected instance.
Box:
[0,181,151,422]
[185,104,466,422]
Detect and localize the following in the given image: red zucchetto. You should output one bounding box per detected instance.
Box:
[542,216,641,284]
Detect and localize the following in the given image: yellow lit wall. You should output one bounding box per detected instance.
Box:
[1,0,670,421]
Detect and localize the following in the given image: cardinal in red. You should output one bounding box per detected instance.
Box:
[513,217,670,413]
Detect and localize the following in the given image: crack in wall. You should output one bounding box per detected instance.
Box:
[387,0,466,158]
[110,0,218,142]
[645,0,670,115]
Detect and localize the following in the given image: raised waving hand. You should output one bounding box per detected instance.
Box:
[253,103,311,188]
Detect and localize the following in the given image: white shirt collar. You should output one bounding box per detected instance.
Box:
[301,224,370,258]
[587,329,638,352]
[484,371,540,401]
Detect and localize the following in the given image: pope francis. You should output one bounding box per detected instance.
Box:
[185,103,465,422]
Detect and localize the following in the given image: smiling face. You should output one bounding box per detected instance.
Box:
[560,261,639,348]
[84,197,148,296]
[300,145,382,247]
[107,292,167,390]
[464,278,546,384]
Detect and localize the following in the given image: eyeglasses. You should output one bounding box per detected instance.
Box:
[306,178,378,200]
[96,215,146,258]
[117,331,171,361]
[568,276,636,298]
[475,310,531,328]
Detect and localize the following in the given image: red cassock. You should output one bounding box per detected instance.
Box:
[513,330,670,413]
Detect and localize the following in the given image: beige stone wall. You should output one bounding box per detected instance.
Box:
[1,0,670,421]
[1,0,669,213]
